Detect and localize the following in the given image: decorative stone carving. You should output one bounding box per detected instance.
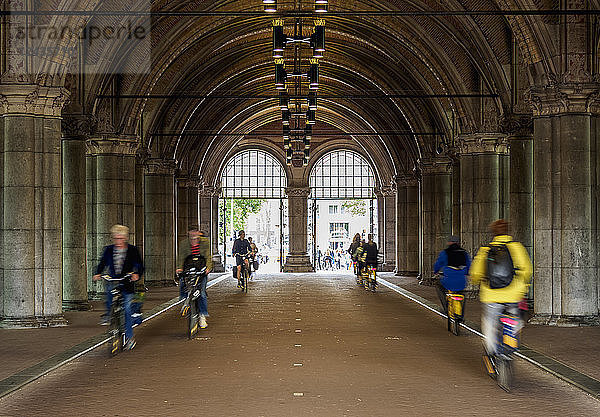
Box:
[419,158,453,175]
[379,185,396,197]
[177,175,200,188]
[458,133,509,155]
[0,85,69,117]
[144,158,177,175]
[86,137,139,156]
[199,185,218,197]
[526,83,600,116]
[395,174,418,187]
[62,114,95,139]
[501,113,533,137]
[285,187,311,198]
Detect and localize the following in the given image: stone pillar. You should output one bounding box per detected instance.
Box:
[505,116,534,256]
[0,85,68,327]
[420,159,453,279]
[283,187,314,272]
[396,176,419,276]
[529,85,599,325]
[61,115,93,310]
[176,175,199,248]
[144,159,176,285]
[86,137,138,298]
[458,134,510,256]
[377,185,396,272]
[134,150,147,253]
[199,186,224,272]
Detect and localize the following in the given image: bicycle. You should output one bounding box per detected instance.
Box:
[482,310,521,392]
[102,273,133,356]
[446,291,465,336]
[365,265,377,292]
[236,252,252,293]
[180,256,207,340]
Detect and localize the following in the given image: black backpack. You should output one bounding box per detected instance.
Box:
[486,243,515,289]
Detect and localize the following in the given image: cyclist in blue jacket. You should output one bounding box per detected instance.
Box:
[433,235,471,314]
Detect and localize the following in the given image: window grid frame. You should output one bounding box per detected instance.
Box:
[221,150,287,199]
[310,150,376,199]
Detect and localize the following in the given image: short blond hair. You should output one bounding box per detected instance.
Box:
[110,224,129,238]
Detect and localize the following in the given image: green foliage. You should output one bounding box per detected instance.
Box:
[342,199,367,216]
[219,199,266,243]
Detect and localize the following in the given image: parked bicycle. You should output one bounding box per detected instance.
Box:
[180,255,208,339]
[482,311,521,392]
[102,273,133,356]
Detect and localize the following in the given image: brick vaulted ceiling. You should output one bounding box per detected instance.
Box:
[80,0,548,178]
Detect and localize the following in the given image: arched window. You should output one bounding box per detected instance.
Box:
[221,150,287,198]
[309,150,376,199]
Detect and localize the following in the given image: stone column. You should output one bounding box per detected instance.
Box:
[396,176,419,276]
[505,116,534,256]
[199,186,224,272]
[134,150,147,253]
[144,159,176,286]
[0,85,68,327]
[420,159,453,279]
[176,175,199,248]
[377,185,397,272]
[86,137,138,298]
[283,187,314,272]
[61,115,93,310]
[529,85,600,325]
[458,134,510,256]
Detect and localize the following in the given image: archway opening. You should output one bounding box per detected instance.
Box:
[309,150,378,273]
[219,150,289,272]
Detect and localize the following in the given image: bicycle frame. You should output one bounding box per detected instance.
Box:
[102,274,132,356]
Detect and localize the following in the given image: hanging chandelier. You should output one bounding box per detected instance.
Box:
[266,2,327,167]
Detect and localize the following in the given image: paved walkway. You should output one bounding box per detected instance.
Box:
[1,273,599,416]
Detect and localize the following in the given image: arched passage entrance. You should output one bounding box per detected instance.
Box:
[218,149,289,272]
[308,150,378,271]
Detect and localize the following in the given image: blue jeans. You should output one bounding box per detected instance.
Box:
[481,302,520,355]
[196,274,208,316]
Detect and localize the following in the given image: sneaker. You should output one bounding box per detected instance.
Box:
[124,338,136,350]
[99,317,110,326]
[199,315,208,329]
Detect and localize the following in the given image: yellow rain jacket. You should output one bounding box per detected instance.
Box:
[468,235,532,303]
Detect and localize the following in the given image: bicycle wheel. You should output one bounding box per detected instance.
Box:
[496,357,512,392]
[243,268,249,293]
[188,295,198,339]
[108,304,122,356]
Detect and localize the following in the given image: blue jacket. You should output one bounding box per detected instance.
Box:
[95,244,144,293]
[434,245,471,291]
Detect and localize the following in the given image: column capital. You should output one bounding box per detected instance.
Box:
[0,85,69,118]
[62,114,95,139]
[199,185,219,197]
[176,175,200,188]
[526,82,600,116]
[395,174,418,187]
[144,158,176,175]
[419,158,453,175]
[378,185,396,197]
[501,113,533,137]
[457,133,508,155]
[285,187,311,198]
[86,137,139,156]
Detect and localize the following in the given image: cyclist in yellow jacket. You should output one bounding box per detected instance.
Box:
[468,219,532,357]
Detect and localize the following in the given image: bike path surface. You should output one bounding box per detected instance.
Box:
[1,273,599,416]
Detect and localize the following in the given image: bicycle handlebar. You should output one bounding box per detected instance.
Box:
[102,272,134,282]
